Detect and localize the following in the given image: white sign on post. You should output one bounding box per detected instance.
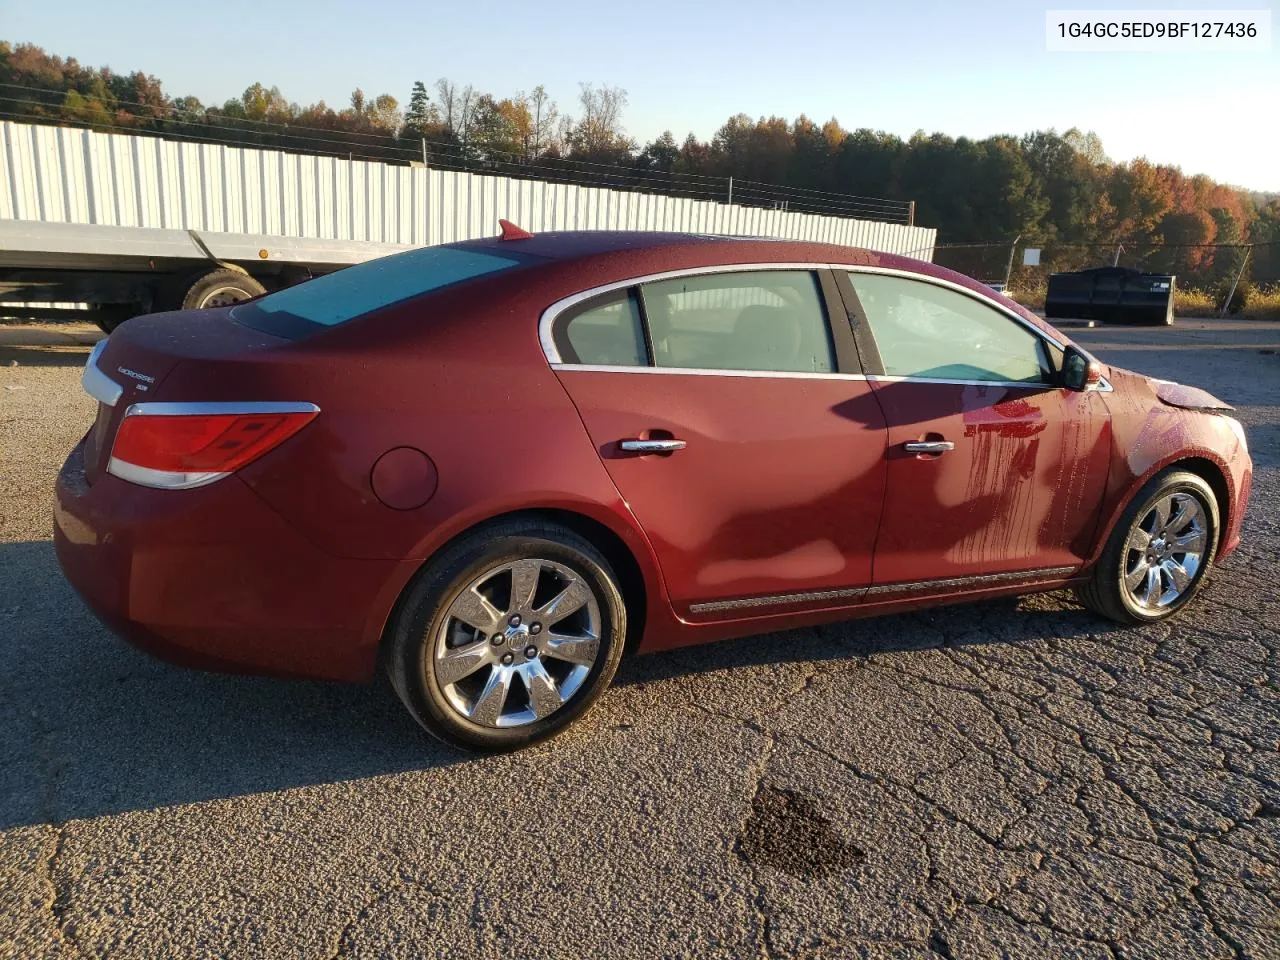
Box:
[1023,248,1041,266]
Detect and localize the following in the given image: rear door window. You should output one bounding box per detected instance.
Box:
[233,246,523,337]
[638,270,834,374]
[556,291,648,366]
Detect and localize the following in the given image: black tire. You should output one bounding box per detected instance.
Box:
[1076,468,1219,624]
[386,518,627,752]
[167,268,266,311]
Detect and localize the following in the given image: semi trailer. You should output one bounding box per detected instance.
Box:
[0,218,409,332]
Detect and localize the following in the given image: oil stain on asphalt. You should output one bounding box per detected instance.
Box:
[735,784,865,877]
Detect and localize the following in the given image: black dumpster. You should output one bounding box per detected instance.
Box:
[1045,266,1175,325]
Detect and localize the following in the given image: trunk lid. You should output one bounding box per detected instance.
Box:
[82,309,291,483]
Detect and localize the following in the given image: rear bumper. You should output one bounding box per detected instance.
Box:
[54,440,414,682]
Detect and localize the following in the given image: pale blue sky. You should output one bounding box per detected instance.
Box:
[5,0,1278,189]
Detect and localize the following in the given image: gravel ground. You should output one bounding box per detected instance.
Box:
[1,318,1277,960]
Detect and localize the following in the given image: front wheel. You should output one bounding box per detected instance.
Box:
[386,519,627,751]
[1076,468,1218,624]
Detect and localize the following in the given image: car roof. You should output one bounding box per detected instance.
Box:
[452,230,1062,342]
[458,230,749,260]
[456,229,931,275]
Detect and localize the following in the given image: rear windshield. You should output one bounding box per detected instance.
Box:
[232,246,524,338]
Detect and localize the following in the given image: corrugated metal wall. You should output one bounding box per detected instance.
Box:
[0,121,937,260]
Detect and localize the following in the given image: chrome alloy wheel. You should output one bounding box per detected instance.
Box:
[1121,492,1209,610]
[432,558,602,728]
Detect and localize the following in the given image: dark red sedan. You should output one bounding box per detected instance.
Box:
[55,228,1252,750]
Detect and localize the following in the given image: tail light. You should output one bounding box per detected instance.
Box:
[108,402,319,489]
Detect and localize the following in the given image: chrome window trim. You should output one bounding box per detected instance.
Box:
[867,374,1054,390]
[120,401,321,418]
[550,364,1105,392]
[539,260,1114,391]
[539,262,836,365]
[550,363,869,381]
[81,340,123,407]
[688,565,1080,614]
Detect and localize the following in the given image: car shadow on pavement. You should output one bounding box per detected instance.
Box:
[0,540,467,832]
[615,591,1122,691]
[0,343,97,367]
[0,538,1124,831]
[0,322,103,368]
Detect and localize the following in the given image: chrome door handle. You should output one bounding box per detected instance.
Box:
[619,439,686,453]
[903,441,954,454]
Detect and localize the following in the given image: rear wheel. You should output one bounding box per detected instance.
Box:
[1076,468,1218,624]
[387,519,627,751]
[166,267,266,311]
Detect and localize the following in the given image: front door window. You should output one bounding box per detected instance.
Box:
[848,272,1053,384]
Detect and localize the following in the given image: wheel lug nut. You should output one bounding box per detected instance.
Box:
[491,634,504,646]
[509,614,522,627]
[530,623,542,635]
[501,652,514,666]
[525,645,538,658]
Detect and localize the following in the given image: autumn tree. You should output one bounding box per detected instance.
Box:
[1022,130,1103,243]
[468,94,527,160]
[527,85,559,159]
[434,79,476,140]
[1107,158,1176,243]
[567,83,634,163]
[365,94,401,134]
[59,89,114,128]
[1248,200,1280,285]
[789,116,830,191]
[1159,210,1217,273]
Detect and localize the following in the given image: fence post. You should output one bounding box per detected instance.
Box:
[421,137,428,168]
[727,177,733,205]
[1004,234,1022,289]
[1220,245,1252,317]
[908,201,915,227]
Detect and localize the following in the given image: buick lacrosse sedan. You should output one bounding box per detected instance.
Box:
[55,226,1252,750]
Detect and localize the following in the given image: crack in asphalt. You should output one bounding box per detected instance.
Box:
[694,585,1279,959]
[736,718,779,960]
[39,823,86,960]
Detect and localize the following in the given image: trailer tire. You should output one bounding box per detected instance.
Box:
[172,268,266,311]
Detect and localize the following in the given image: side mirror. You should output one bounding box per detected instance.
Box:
[1061,346,1103,392]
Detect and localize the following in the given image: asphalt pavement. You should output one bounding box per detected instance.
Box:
[1,317,1277,959]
